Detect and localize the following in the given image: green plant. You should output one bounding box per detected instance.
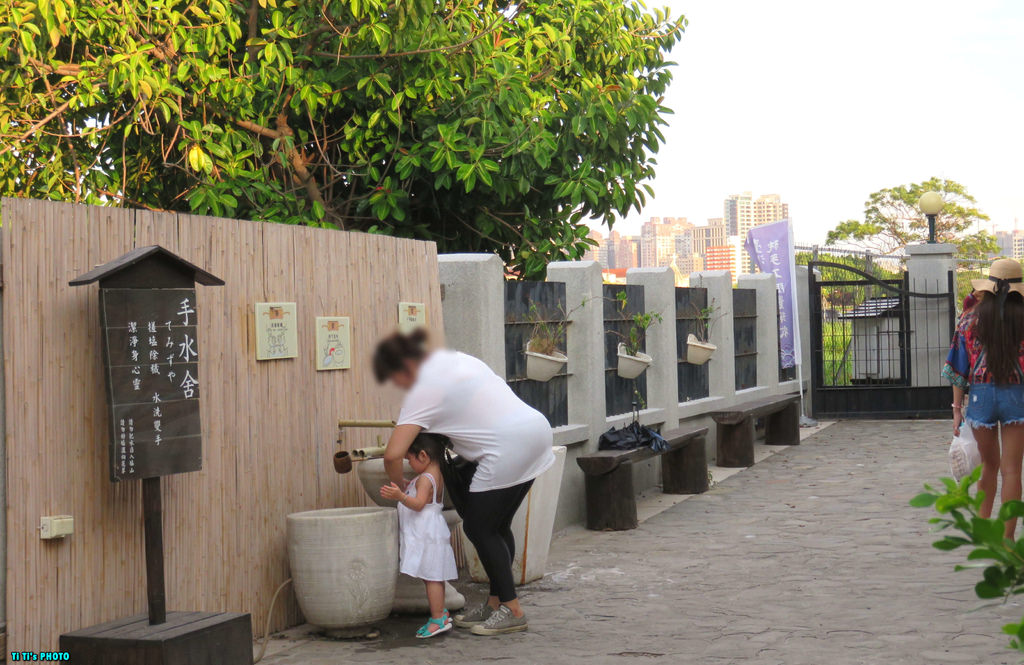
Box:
[613,290,662,357]
[690,299,719,342]
[911,468,1024,654]
[0,0,686,279]
[525,299,586,357]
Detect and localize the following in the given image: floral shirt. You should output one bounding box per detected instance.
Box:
[942,309,1024,388]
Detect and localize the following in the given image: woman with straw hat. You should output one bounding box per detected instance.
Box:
[944,258,1024,536]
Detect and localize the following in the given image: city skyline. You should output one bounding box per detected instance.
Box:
[605,0,1024,246]
[584,191,791,280]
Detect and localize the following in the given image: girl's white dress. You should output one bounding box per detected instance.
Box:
[397,472,458,582]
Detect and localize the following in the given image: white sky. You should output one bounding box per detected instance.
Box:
[609,0,1024,245]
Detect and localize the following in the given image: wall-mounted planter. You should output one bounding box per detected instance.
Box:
[685,334,717,365]
[616,343,652,379]
[525,349,568,382]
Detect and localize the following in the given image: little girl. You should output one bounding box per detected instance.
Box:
[380,432,459,638]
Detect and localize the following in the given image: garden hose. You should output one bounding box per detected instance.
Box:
[253,578,292,664]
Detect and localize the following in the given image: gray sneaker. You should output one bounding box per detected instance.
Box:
[470,605,528,635]
[453,603,494,628]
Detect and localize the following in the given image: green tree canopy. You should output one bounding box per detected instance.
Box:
[826,178,996,258]
[0,0,684,277]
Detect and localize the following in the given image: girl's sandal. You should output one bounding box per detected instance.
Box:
[415,610,452,639]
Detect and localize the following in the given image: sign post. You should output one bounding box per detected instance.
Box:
[62,246,252,665]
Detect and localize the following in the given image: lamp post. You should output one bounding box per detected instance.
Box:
[918,191,944,244]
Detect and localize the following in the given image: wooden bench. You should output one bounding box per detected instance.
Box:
[711,393,800,468]
[576,426,709,531]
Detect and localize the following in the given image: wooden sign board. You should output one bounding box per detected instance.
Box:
[71,246,222,483]
[101,288,202,481]
[315,316,351,371]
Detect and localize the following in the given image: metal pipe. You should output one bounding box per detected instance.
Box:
[337,419,395,428]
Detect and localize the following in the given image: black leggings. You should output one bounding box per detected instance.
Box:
[461,480,534,603]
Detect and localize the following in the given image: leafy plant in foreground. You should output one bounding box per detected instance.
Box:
[911,468,1024,653]
[612,290,662,357]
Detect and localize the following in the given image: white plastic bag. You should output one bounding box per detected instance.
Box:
[949,424,982,481]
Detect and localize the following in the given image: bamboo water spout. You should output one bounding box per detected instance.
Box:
[335,419,395,473]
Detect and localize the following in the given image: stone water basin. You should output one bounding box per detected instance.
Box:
[286,507,398,634]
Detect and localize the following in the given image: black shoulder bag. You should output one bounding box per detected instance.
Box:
[440,445,477,516]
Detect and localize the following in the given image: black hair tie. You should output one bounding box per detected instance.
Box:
[989,275,1022,319]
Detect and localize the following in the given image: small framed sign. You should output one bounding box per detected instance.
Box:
[398,302,426,333]
[315,316,351,371]
[255,302,298,360]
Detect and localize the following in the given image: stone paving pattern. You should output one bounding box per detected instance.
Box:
[261,420,1020,664]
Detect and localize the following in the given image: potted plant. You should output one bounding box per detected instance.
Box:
[524,300,585,382]
[612,291,662,379]
[686,300,718,365]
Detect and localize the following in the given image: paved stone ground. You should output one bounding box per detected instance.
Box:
[260,420,1021,665]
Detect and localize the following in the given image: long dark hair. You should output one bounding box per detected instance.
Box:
[372,329,429,382]
[975,291,1024,384]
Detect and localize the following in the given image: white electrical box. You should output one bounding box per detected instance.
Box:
[40,515,74,539]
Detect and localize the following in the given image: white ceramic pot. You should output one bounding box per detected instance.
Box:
[525,350,568,382]
[685,334,717,365]
[616,343,652,379]
[286,507,398,631]
[462,446,567,585]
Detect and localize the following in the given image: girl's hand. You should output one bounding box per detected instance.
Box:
[953,407,963,437]
[380,482,404,501]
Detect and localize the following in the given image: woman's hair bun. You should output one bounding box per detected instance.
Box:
[408,327,429,347]
[372,328,430,383]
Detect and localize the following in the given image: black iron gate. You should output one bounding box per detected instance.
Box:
[808,261,956,419]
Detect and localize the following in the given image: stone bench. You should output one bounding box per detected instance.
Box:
[576,425,709,531]
[711,393,801,468]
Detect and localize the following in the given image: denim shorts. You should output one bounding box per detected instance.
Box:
[966,383,1024,429]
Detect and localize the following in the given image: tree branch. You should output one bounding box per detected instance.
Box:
[0,99,72,158]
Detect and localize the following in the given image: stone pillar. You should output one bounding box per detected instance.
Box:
[737,272,779,394]
[627,267,678,430]
[689,271,735,402]
[546,260,605,528]
[905,243,955,387]
[795,265,814,415]
[546,260,606,433]
[438,254,506,378]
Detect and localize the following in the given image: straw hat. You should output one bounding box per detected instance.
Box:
[972,258,1024,296]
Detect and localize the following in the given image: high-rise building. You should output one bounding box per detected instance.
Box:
[724,193,753,236]
[610,231,639,269]
[640,217,691,267]
[675,253,704,275]
[706,236,744,280]
[674,231,695,261]
[753,194,790,227]
[725,192,791,272]
[692,218,729,255]
[583,230,608,267]
[996,227,1024,259]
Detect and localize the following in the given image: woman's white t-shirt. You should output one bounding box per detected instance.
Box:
[397,349,555,492]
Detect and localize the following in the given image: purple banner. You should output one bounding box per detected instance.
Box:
[745,220,800,368]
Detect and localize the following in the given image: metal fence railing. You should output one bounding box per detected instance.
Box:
[797,245,994,310]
